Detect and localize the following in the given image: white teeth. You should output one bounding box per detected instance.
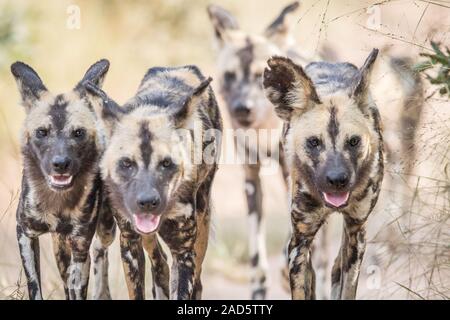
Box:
[50,175,73,186]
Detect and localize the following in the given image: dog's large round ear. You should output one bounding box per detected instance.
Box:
[207,4,239,47]
[77,59,110,90]
[352,49,379,98]
[264,1,300,49]
[263,56,320,122]
[173,77,212,127]
[83,80,123,138]
[11,61,48,112]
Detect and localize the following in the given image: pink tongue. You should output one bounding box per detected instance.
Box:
[323,192,349,208]
[133,214,161,233]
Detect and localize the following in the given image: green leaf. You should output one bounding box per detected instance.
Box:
[413,62,433,72]
[431,41,445,57]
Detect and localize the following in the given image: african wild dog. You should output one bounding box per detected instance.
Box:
[207,1,331,299]
[263,49,384,299]
[11,60,116,300]
[83,65,222,299]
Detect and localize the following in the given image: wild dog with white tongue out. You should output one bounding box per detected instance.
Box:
[263,49,384,299]
[84,65,222,299]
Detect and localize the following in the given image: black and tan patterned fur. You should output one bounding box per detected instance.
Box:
[84,65,222,300]
[207,1,328,300]
[12,60,116,300]
[263,49,384,299]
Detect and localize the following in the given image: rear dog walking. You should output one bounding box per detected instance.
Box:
[207,1,330,300]
[84,65,222,299]
[11,60,115,300]
[263,49,384,299]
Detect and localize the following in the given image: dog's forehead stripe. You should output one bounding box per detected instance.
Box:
[327,106,339,149]
[139,121,153,168]
[237,37,254,81]
[48,94,68,131]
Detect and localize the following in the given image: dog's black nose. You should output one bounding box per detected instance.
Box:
[233,104,251,118]
[326,170,349,189]
[137,193,160,212]
[52,156,72,173]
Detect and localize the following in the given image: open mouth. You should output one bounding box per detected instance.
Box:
[235,118,253,127]
[49,174,73,189]
[322,192,350,208]
[133,214,161,234]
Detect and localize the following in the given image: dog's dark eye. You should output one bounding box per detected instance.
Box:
[36,128,48,138]
[119,158,134,170]
[307,136,321,149]
[348,136,361,147]
[161,158,173,169]
[72,128,86,139]
[224,71,236,84]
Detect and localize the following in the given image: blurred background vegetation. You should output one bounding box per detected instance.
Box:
[416,41,450,97]
[0,0,449,299]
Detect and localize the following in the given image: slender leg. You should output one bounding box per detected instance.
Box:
[313,222,330,300]
[67,237,92,300]
[16,225,42,300]
[339,218,367,300]
[192,269,203,300]
[288,235,315,299]
[331,226,347,300]
[91,200,116,300]
[119,232,145,300]
[161,201,198,300]
[51,233,71,299]
[170,250,197,300]
[91,236,111,300]
[142,234,170,300]
[308,250,317,300]
[288,214,323,300]
[191,175,214,300]
[244,164,268,300]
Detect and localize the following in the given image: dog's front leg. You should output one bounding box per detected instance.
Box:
[313,222,331,300]
[288,212,323,300]
[52,233,71,299]
[142,234,170,299]
[244,164,268,300]
[162,203,198,300]
[339,217,367,300]
[91,231,115,300]
[67,236,91,300]
[120,232,145,299]
[331,227,347,299]
[16,225,42,300]
[170,249,197,300]
[288,234,316,299]
[91,198,116,300]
